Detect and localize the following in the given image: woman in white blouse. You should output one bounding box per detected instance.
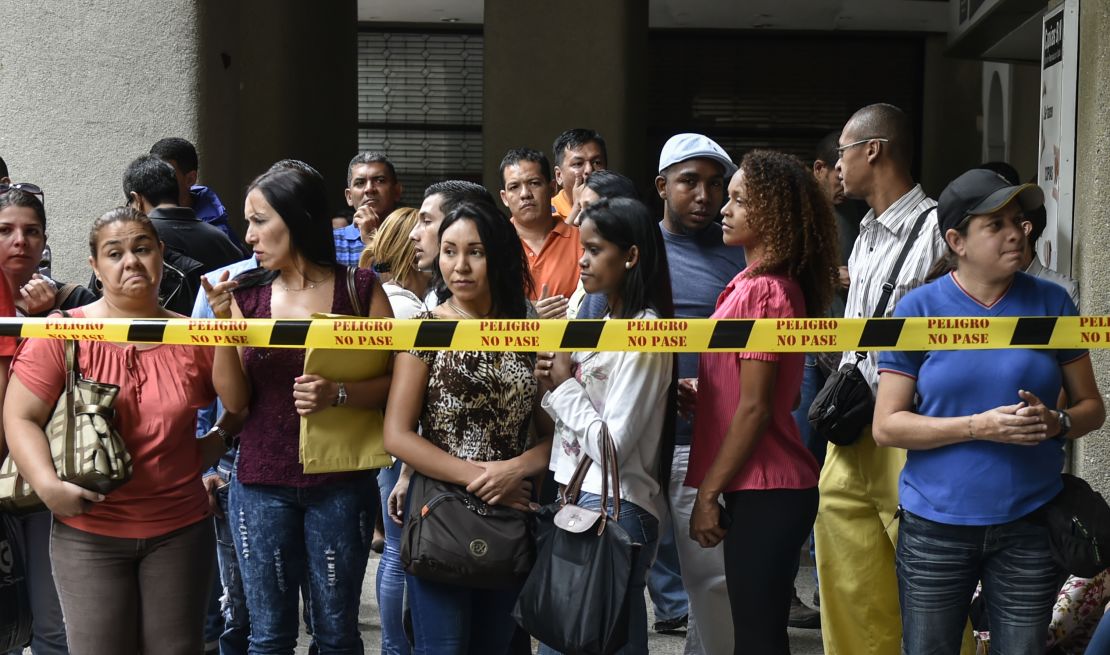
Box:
[536,197,675,654]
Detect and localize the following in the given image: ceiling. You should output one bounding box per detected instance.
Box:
[358,0,952,32]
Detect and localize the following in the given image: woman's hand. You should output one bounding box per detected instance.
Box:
[690,492,727,548]
[202,474,225,518]
[17,274,57,315]
[292,375,340,415]
[535,351,574,392]
[39,479,104,518]
[200,271,239,320]
[388,465,412,526]
[466,459,533,509]
[968,398,1048,445]
[1016,389,1063,437]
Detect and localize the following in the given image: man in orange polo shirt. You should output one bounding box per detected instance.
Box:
[499,147,582,303]
[550,128,608,224]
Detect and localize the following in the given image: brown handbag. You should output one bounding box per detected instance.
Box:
[0,339,133,514]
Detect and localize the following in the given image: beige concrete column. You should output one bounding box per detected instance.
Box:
[1071,0,1110,496]
[0,1,203,283]
[482,0,648,194]
[0,2,356,284]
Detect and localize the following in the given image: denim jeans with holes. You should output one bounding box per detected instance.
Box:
[376,460,410,655]
[215,474,250,655]
[229,473,377,655]
[896,509,1061,655]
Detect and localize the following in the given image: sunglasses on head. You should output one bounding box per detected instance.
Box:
[0,182,45,208]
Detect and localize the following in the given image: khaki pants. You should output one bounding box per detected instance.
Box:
[815,427,974,655]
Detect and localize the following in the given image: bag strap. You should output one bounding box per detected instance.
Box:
[846,206,934,363]
[53,283,80,311]
[871,206,934,320]
[346,266,363,317]
[560,422,623,529]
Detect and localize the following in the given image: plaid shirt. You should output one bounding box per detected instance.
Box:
[333,224,364,267]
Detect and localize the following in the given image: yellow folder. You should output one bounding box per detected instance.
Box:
[299,314,392,473]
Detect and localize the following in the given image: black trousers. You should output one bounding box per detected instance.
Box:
[722,486,819,655]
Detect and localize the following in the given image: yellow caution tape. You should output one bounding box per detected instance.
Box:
[0,316,1105,352]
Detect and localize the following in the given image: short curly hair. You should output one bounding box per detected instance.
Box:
[738,150,840,316]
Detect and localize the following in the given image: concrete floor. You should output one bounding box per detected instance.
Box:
[294,556,825,654]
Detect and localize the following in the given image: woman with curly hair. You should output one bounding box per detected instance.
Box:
[686,150,840,655]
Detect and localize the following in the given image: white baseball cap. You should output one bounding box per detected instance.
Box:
[658,133,737,177]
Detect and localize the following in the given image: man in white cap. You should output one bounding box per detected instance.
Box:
[660,133,746,655]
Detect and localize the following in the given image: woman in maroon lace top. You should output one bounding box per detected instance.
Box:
[204,166,393,654]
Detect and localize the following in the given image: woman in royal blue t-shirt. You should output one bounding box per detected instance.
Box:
[872,168,1105,655]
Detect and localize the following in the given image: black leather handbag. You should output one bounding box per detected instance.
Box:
[0,513,32,652]
[400,473,534,590]
[1039,473,1110,578]
[513,425,637,655]
[809,207,934,446]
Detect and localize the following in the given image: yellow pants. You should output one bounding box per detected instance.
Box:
[815,427,975,655]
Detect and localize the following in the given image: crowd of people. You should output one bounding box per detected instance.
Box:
[0,101,1108,655]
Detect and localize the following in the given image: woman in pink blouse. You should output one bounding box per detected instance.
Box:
[686,150,840,655]
[4,207,228,655]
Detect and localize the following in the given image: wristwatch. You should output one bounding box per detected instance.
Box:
[333,382,348,407]
[1054,410,1072,438]
[210,425,237,450]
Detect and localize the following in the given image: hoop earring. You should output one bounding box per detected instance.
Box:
[93,277,102,291]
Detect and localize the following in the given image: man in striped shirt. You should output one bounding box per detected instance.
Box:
[813,103,947,655]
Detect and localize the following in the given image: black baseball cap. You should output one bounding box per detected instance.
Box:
[937,168,1044,237]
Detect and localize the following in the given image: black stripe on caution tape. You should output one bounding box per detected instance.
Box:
[127,320,168,343]
[413,321,457,349]
[0,323,21,338]
[859,318,904,348]
[708,320,754,349]
[1010,317,1058,346]
[269,320,312,346]
[560,321,606,349]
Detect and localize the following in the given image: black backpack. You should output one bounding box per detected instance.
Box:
[1040,474,1110,578]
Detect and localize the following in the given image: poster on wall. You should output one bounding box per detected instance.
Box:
[1037,0,1079,275]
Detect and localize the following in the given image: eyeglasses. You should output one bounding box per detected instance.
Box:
[835,138,890,157]
[0,182,45,208]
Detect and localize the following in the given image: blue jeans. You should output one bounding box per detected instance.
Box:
[539,492,661,655]
[406,572,521,655]
[1088,613,1110,654]
[791,354,827,467]
[214,476,250,655]
[646,502,689,623]
[6,511,68,655]
[376,461,410,655]
[896,509,1061,655]
[230,473,377,655]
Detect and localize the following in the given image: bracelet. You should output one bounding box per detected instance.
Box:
[209,425,236,450]
[968,414,977,440]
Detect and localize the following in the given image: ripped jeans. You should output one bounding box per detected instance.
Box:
[229,473,377,655]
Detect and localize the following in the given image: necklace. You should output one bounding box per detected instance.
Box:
[276,272,332,292]
[446,299,484,319]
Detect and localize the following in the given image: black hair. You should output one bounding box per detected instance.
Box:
[269,158,323,179]
[347,151,398,186]
[552,128,607,168]
[88,206,159,257]
[437,201,532,319]
[499,148,551,187]
[815,130,841,167]
[0,155,8,180]
[150,137,199,173]
[978,161,1021,186]
[578,197,673,320]
[235,167,336,288]
[123,155,180,207]
[584,170,638,201]
[578,196,677,488]
[845,103,914,169]
[0,188,46,230]
[424,180,496,214]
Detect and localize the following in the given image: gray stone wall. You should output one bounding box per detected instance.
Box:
[0,1,202,284]
[1072,0,1110,496]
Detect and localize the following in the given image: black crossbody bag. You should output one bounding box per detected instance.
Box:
[808,207,935,446]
